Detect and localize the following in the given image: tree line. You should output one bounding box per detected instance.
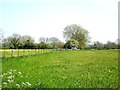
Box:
[1,24,119,49]
[2,34,64,49]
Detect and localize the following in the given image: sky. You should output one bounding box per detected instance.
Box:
[0,0,119,43]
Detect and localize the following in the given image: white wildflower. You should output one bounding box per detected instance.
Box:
[8,79,10,82]
[16,84,20,88]
[18,72,22,75]
[22,82,26,85]
[8,72,12,75]
[8,79,13,83]
[3,73,7,76]
[37,82,41,85]
[26,82,31,86]
[3,82,7,85]
[8,75,13,79]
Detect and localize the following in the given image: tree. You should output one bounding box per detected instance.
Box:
[48,37,61,48]
[64,39,79,49]
[104,41,117,49]
[56,42,64,48]
[0,28,4,48]
[63,24,90,49]
[39,37,49,44]
[7,34,21,49]
[20,35,35,49]
[2,38,11,49]
[37,41,48,49]
[94,41,103,50]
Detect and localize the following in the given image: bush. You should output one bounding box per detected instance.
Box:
[64,39,79,49]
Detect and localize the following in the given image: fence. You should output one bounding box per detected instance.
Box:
[1,49,53,58]
[0,48,81,58]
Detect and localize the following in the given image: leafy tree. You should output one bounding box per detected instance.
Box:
[56,42,64,48]
[37,41,48,49]
[63,24,90,49]
[104,41,117,49]
[64,39,79,49]
[20,35,35,49]
[48,37,61,48]
[94,41,103,50]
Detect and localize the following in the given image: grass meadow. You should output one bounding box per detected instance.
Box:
[1,50,118,88]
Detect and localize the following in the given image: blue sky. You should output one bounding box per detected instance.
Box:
[0,0,119,43]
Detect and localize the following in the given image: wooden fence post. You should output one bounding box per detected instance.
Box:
[3,49,5,57]
[23,49,25,56]
[11,50,13,57]
[40,49,42,54]
[28,49,29,55]
[35,49,36,54]
[18,49,19,57]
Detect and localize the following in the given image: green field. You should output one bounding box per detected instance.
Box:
[1,50,118,88]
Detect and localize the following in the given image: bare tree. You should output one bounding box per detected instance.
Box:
[7,33,21,48]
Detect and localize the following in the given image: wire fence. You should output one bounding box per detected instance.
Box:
[1,49,53,58]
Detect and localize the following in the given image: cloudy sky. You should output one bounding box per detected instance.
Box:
[0,0,119,43]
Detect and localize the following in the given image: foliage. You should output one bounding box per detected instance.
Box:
[94,41,104,50]
[1,33,118,50]
[63,24,90,49]
[6,34,21,49]
[2,50,118,88]
[39,37,64,49]
[2,34,64,49]
[39,37,49,44]
[20,35,35,49]
[48,37,62,49]
[2,34,35,49]
[37,41,48,49]
[104,41,118,49]
[64,39,79,49]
